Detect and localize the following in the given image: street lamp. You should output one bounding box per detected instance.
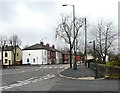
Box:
[84,18,88,67]
[62,4,77,70]
[89,41,97,78]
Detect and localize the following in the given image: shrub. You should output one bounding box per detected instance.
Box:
[106,61,120,66]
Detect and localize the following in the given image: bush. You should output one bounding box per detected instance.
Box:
[106,61,120,66]
[90,63,120,79]
[97,61,106,64]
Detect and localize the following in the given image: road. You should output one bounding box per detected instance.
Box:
[0,64,119,93]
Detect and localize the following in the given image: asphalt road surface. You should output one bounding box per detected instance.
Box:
[0,64,119,93]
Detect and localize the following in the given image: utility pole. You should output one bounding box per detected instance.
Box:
[85,18,87,66]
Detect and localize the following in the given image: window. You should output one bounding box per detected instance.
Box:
[5,52,8,57]
[33,58,35,62]
[5,59,7,63]
[9,60,11,64]
[17,53,19,56]
[45,58,46,62]
[27,58,29,62]
[45,51,46,55]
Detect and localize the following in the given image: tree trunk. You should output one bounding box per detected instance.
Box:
[14,45,16,66]
[69,44,72,68]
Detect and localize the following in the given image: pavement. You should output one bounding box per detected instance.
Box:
[59,64,102,80]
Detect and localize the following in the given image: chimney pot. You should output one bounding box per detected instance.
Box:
[46,43,49,47]
[40,42,44,45]
[52,45,55,48]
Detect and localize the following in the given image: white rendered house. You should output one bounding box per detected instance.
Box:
[22,42,51,65]
[22,49,47,65]
[22,42,63,65]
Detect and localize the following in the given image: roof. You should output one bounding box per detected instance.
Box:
[22,43,63,53]
[23,43,54,51]
[0,45,21,51]
[4,46,13,51]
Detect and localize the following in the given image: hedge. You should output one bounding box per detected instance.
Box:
[90,63,120,79]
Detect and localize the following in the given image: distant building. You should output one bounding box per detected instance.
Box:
[63,52,81,63]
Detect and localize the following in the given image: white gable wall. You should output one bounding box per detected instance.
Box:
[56,52,63,64]
[22,49,48,65]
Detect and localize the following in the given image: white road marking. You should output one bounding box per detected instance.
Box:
[49,67,52,68]
[2,74,55,90]
[36,69,39,71]
[60,67,63,68]
[54,67,58,68]
[20,71,25,73]
[64,67,68,69]
[0,87,2,90]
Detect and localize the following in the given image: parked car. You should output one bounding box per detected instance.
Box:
[64,61,68,64]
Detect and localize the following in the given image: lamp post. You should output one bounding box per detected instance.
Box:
[62,4,77,70]
[85,18,88,67]
[89,41,97,78]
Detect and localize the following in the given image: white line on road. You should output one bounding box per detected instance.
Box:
[2,74,56,90]
[20,71,25,73]
[54,67,58,68]
[60,67,63,68]
[49,67,52,68]
[64,67,68,69]
[36,69,39,71]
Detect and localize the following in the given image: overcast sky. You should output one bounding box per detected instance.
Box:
[0,0,119,49]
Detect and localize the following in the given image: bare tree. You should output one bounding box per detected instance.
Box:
[55,15,84,68]
[91,19,117,62]
[9,35,21,65]
[0,35,8,67]
[23,44,29,49]
[0,35,8,47]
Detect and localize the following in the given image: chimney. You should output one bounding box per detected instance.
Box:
[40,42,44,45]
[52,45,55,48]
[46,43,49,47]
[5,45,8,47]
